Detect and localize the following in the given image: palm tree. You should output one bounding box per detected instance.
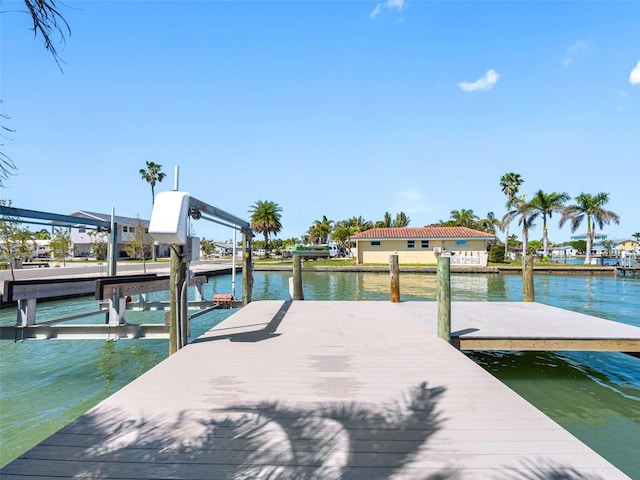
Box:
[499,172,524,256]
[347,216,373,234]
[392,211,411,228]
[475,212,499,234]
[248,200,283,258]
[309,215,333,244]
[332,224,355,257]
[139,161,166,207]
[529,189,570,259]
[560,192,620,265]
[632,232,640,243]
[502,195,536,264]
[449,209,478,228]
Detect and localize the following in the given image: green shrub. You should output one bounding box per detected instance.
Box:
[489,244,505,263]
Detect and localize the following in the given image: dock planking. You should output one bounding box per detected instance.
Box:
[2,300,636,479]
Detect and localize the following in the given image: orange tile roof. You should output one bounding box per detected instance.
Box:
[351,227,495,240]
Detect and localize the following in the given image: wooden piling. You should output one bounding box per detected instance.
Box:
[437,255,451,342]
[292,255,304,300]
[389,254,400,303]
[169,245,186,355]
[523,254,535,302]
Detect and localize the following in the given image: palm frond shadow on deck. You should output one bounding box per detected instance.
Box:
[3,381,607,479]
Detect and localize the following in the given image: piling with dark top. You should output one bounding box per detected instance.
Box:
[389,255,400,303]
[437,255,451,342]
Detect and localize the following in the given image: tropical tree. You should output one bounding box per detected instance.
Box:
[332,223,355,257]
[347,216,373,234]
[200,238,216,258]
[124,218,151,272]
[0,203,35,279]
[560,192,620,265]
[376,212,393,228]
[529,189,570,259]
[392,211,410,228]
[49,228,72,266]
[33,228,51,240]
[88,230,108,261]
[139,161,166,207]
[139,161,165,261]
[632,232,640,243]
[248,200,282,259]
[2,1,70,170]
[499,172,524,256]
[449,209,478,228]
[308,215,333,244]
[502,195,536,264]
[476,212,500,234]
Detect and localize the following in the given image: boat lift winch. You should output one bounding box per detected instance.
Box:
[148,190,253,354]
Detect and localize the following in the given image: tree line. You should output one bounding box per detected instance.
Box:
[247,172,630,265]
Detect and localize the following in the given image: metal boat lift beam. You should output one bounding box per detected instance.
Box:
[188,196,251,234]
[0,206,111,230]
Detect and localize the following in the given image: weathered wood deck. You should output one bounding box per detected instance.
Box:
[1,301,636,479]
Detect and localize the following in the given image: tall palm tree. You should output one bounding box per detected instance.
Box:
[502,195,536,263]
[529,189,570,259]
[560,192,620,265]
[248,200,282,258]
[139,161,166,207]
[499,172,524,257]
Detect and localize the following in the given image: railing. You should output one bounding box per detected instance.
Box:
[449,254,488,267]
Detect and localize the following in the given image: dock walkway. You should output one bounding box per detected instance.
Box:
[2,300,636,479]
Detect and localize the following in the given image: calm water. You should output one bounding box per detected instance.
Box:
[1,271,639,477]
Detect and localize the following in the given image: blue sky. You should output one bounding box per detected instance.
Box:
[2,0,639,244]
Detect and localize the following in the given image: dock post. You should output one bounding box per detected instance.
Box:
[389,254,400,303]
[169,245,186,355]
[292,255,304,300]
[242,231,253,306]
[523,254,535,302]
[437,255,451,342]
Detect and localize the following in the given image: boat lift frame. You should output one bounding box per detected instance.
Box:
[148,190,253,354]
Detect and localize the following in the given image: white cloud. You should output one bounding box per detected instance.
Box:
[370,0,405,20]
[630,61,640,85]
[562,40,589,66]
[457,69,500,92]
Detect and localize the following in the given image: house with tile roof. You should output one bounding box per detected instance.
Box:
[350,227,496,266]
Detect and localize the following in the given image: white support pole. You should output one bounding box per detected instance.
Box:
[231,228,237,298]
[17,298,37,327]
[107,207,117,276]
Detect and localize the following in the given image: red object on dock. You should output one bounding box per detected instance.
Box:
[213,294,234,304]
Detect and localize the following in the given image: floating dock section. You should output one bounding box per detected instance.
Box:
[2,300,637,479]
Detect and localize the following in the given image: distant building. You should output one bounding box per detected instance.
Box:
[614,239,640,256]
[66,211,171,259]
[350,227,495,266]
[551,245,577,258]
[570,232,608,256]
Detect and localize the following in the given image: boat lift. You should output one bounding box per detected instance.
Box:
[148,190,253,354]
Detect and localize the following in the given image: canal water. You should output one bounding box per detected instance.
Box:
[1,271,639,477]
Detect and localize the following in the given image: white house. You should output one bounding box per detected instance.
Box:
[66,211,170,259]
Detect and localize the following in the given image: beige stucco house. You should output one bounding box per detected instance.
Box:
[351,227,496,266]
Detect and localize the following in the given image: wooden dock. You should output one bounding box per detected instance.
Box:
[2,300,636,479]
